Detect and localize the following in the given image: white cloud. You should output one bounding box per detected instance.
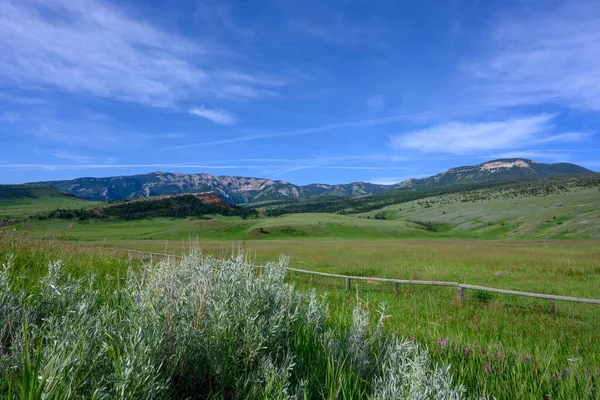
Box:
[0,0,281,107]
[469,1,600,110]
[189,107,236,125]
[367,176,411,185]
[165,105,483,150]
[390,114,586,154]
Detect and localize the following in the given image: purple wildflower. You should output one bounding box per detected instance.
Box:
[437,337,448,348]
[498,353,504,360]
[564,368,571,375]
[520,353,525,361]
[464,348,471,356]
[552,375,557,381]
[409,337,415,342]
[484,364,491,373]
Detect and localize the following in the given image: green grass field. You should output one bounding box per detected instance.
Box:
[2,233,600,398]
[0,196,98,218]
[12,213,433,241]
[95,238,600,398]
[3,183,600,398]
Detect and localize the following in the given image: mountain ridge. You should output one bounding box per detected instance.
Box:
[392,158,592,191]
[31,158,592,203]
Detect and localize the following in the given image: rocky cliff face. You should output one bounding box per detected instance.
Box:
[35,159,592,203]
[38,172,389,203]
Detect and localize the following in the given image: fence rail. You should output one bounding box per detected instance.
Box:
[107,247,600,308]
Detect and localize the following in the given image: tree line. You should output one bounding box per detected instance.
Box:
[41,195,258,221]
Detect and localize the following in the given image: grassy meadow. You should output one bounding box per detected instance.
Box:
[0,196,98,219]
[2,183,600,399]
[11,213,433,241]
[1,232,466,399]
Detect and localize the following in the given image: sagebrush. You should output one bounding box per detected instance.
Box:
[0,251,465,399]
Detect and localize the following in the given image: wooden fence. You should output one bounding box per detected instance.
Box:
[108,247,600,309]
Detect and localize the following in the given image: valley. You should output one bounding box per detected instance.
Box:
[2,158,600,399]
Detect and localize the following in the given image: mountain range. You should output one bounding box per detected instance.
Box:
[32,159,592,203]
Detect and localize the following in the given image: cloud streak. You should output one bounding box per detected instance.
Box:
[165,104,491,150]
[51,150,94,164]
[469,0,600,110]
[189,107,236,125]
[390,114,587,154]
[0,0,281,107]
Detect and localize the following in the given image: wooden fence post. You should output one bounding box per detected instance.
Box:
[456,286,464,306]
[549,299,556,314]
[310,274,314,287]
[394,282,399,297]
[345,278,351,291]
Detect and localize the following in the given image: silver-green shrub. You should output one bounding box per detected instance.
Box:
[0,251,466,399]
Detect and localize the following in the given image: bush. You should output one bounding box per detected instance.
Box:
[1,252,466,399]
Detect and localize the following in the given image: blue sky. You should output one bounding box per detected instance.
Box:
[1,0,599,185]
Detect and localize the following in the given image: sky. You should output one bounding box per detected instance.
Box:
[1,0,599,185]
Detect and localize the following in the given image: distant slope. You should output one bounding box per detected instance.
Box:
[36,173,388,203]
[17,213,432,241]
[0,184,74,200]
[393,159,591,190]
[0,184,94,218]
[32,158,591,204]
[361,173,600,239]
[44,193,257,221]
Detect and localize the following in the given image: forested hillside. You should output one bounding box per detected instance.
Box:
[42,195,258,221]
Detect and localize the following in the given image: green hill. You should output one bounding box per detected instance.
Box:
[0,184,94,218]
[44,193,257,221]
[14,213,431,241]
[0,184,73,200]
[360,174,600,239]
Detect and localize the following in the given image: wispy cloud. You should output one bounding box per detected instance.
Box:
[165,105,489,150]
[368,175,428,186]
[0,92,47,105]
[189,107,236,125]
[390,114,587,155]
[469,0,600,110]
[0,163,410,174]
[51,150,94,164]
[0,0,281,107]
[0,164,257,171]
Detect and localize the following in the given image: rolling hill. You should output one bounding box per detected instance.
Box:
[0,184,94,218]
[44,193,257,221]
[0,184,74,200]
[360,173,600,239]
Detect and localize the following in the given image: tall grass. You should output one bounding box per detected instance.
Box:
[0,250,465,399]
